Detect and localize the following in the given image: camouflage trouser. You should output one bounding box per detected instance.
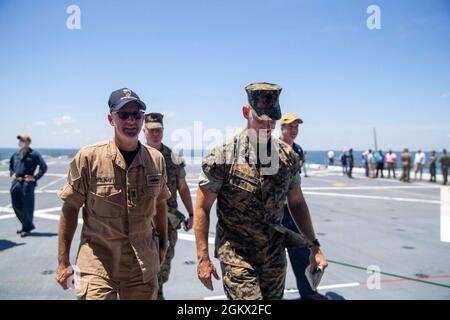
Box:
[157,222,178,300]
[400,165,410,182]
[443,166,448,185]
[220,250,287,300]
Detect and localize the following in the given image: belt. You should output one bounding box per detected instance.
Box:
[15,177,34,182]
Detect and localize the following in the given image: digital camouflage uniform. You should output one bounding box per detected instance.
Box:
[429,153,437,182]
[440,150,450,185]
[157,144,187,299]
[199,83,312,300]
[144,113,188,299]
[199,128,309,300]
[400,150,411,182]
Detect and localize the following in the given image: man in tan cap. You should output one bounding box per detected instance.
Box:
[279,113,328,300]
[143,112,194,300]
[194,83,327,300]
[56,88,171,300]
[9,134,47,237]
[280,113,308,177]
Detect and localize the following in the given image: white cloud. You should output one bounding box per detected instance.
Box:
[52,128,81,135]
[54,115,75,125]
[34,121,46,126]
[442,92,450,98]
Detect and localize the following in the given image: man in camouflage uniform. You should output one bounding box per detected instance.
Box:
[194,83,327,300]
[144,113,194,300]
[429,150,437,183]
[400,148,412,183]
[439,149,449,185]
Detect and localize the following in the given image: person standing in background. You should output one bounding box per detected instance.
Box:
[339,150,348,177]
[439,149,449,185]
[385,150,397,179]
[9,135,47,237]
[362,150,370,177]
[414,149,426,181]
[429,150,437,183]
[347,148,354,178]
[375,150,384,178]
[368,150,376,178]
[400,148,412,183]
[327,150,335,166]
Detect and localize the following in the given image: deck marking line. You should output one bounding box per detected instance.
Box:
[304,191,439,204]
[328,259,450,289]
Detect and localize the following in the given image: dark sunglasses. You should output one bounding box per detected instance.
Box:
[113,111,144,120]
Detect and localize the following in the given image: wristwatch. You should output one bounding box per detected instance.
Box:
[309,239,321,248]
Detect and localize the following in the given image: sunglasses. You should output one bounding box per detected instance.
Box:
[113,111,144,120]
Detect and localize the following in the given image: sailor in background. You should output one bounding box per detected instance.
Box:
[9,134,47,237]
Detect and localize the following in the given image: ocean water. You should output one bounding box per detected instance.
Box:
[0,148,78,161]
[0,148,444,174]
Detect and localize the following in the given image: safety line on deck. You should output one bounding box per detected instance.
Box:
[328,259,450,289]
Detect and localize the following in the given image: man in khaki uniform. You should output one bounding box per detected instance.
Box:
[143,112,194,300]
[194,83,327,300]
[55,88,171,300]
[400,148,412,183]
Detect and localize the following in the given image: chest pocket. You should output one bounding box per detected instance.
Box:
[133,174,161,216]
[89,184,123,218]
[227,168,260,210]
[143,174,161,197]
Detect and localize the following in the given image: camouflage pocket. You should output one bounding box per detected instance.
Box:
[229,168,259,194]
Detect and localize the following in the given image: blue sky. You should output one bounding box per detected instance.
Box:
[0,0,449,151]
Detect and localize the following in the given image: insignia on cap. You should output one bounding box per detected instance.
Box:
[123,89,132,98]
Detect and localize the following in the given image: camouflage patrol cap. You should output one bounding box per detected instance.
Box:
[245,82,282,121]
[145,112,164,129]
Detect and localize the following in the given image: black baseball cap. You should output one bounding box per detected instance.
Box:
[108,88,147,113]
